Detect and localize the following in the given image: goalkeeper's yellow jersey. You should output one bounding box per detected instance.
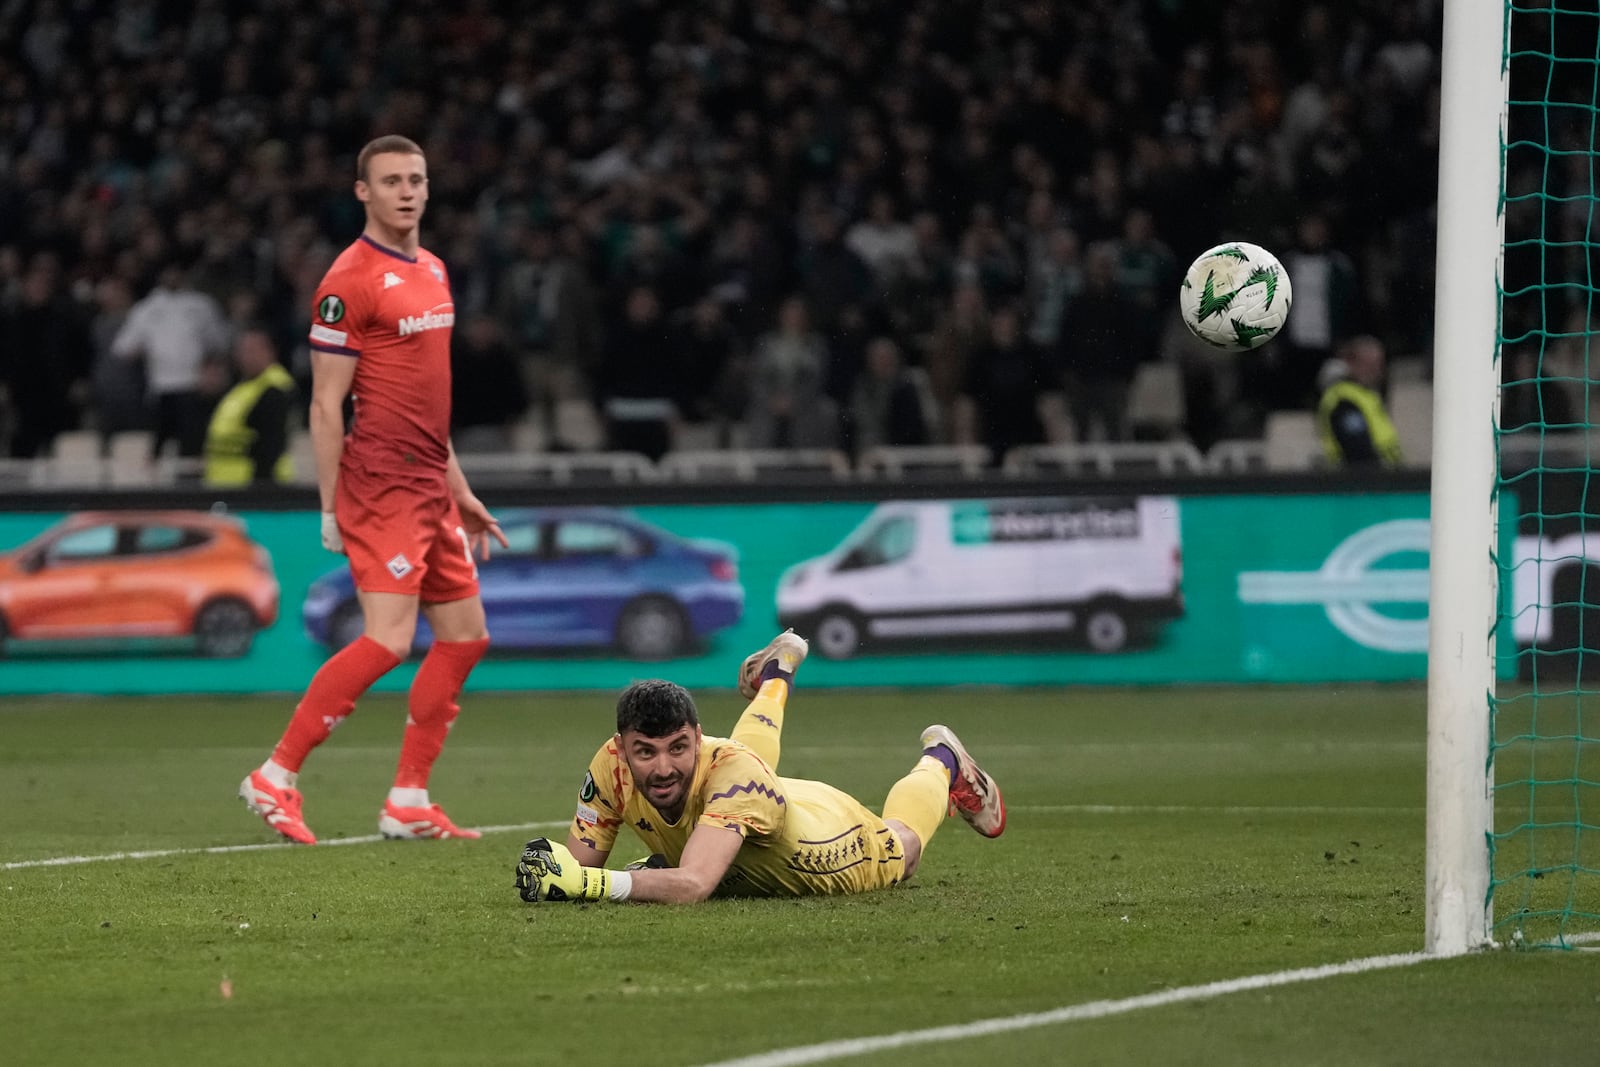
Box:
[568,734,906,897]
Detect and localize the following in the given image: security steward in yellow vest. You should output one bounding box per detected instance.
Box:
[1315,335,1401,468]
[204,327,296,485]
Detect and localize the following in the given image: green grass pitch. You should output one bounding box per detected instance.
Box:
[2,685,1596,1066]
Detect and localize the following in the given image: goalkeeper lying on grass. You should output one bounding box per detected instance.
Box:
[515,630,1006,904]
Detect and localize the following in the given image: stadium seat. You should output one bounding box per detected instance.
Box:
[510,412,547,454]
[856,444,990,479]
[1263,411,1321,471]
[551,397,606,451]
[288,429,317,486]
[1389,354,1430,384]
[454,425,516,454]
[50,430,100,461]
[1388,380,1434,468]
[0,458,36,492]
[1001,441,1207,478]
[155,456,207,487]
[1497,429,1595,476]
[107,430,153,462]
[456,450,657,487]
[106,431,156,488]
[1126,361,1187,440]
[671,420,726,452]
[1036,391,1076,444]
[1206,439,1270,474]
[657,448,851,482]
[42,430,104,487]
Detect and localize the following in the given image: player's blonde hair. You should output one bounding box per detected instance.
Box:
[356,135,424,181]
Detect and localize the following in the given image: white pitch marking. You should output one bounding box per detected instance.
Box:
[1013,804,1422,815]
[693,952,1435,1067]
[1539,930,1600,950]
[1,820,566,870]
[0,807,1419,870]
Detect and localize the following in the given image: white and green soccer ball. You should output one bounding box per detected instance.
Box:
[1178,241,1292,351]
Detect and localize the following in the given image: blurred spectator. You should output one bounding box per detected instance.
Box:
[887,211,955,343]
[0,1,1456,462]
[1177,344,1231,453]
[89,276,148,447]
[667,295,744,431]
[796,207,874,337]
[847,336,933,456]
[450,316,530,453]
[493,222,601,427]
[845,190,918,290]
[822,302,880,406]
[203,326,296,486]
[0,256,91,458]
[1274,212,1361,409]
[745,295,838,450]
[924,280,991,435]
[1057,244,1144,442]
[595,285,676,461]
[111,261,230,459]
[1117,208,1180,359]
[959,304,1049,462]
[1025,227,1084,350]
[1315,335,1401,468]
[613,221,695,310]
[952,204,1023,297]
[1147,133,1225,263]
[1296,88,1364,212]
[706,212,793,340]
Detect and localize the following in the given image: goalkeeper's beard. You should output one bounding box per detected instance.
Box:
[646,774,686,810]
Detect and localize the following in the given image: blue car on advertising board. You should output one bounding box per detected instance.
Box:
[302,508,744,659]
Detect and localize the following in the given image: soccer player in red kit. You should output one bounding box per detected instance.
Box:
[239,134,509,844]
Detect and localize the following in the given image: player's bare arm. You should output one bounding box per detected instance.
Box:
[521,822,742,905]
[309,351,357,553]
[445,441,508,560]
[564,833,609,868]
[615,823,743,904]
[308,351,356,508]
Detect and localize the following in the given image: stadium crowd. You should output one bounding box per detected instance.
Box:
[0,0,1455,466]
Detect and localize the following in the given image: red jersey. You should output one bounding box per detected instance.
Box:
[308,235,455,480]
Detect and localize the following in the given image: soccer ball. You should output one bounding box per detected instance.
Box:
[1178,241,1292,351]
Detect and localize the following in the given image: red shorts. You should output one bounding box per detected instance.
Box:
[334,463,480,602]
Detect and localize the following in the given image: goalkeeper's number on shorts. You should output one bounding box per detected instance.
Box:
[515,838,634,902]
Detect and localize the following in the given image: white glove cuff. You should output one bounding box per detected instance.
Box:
[607,869,633,902]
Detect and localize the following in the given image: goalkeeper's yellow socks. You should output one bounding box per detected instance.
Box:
[730,679,788,771]
[881,755,952,848]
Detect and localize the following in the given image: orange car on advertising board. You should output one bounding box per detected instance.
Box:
[0,511,279,658]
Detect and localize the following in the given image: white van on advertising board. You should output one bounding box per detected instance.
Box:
[776,497,1184,659]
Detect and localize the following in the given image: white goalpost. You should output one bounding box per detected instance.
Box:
[1424,0,1509,956]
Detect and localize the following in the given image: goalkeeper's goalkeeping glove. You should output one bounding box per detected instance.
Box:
[515,838,617,902]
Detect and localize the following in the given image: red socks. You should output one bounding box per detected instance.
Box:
[272,636,402,773]
[269,635,487,787]
[394,637,489,789]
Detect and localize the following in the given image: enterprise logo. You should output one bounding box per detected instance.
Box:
[1237,520,1431,652]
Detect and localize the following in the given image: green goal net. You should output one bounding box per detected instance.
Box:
[1492,0,1600,949]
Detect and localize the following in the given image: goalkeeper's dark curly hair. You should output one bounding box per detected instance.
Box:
[616,679,700,737]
